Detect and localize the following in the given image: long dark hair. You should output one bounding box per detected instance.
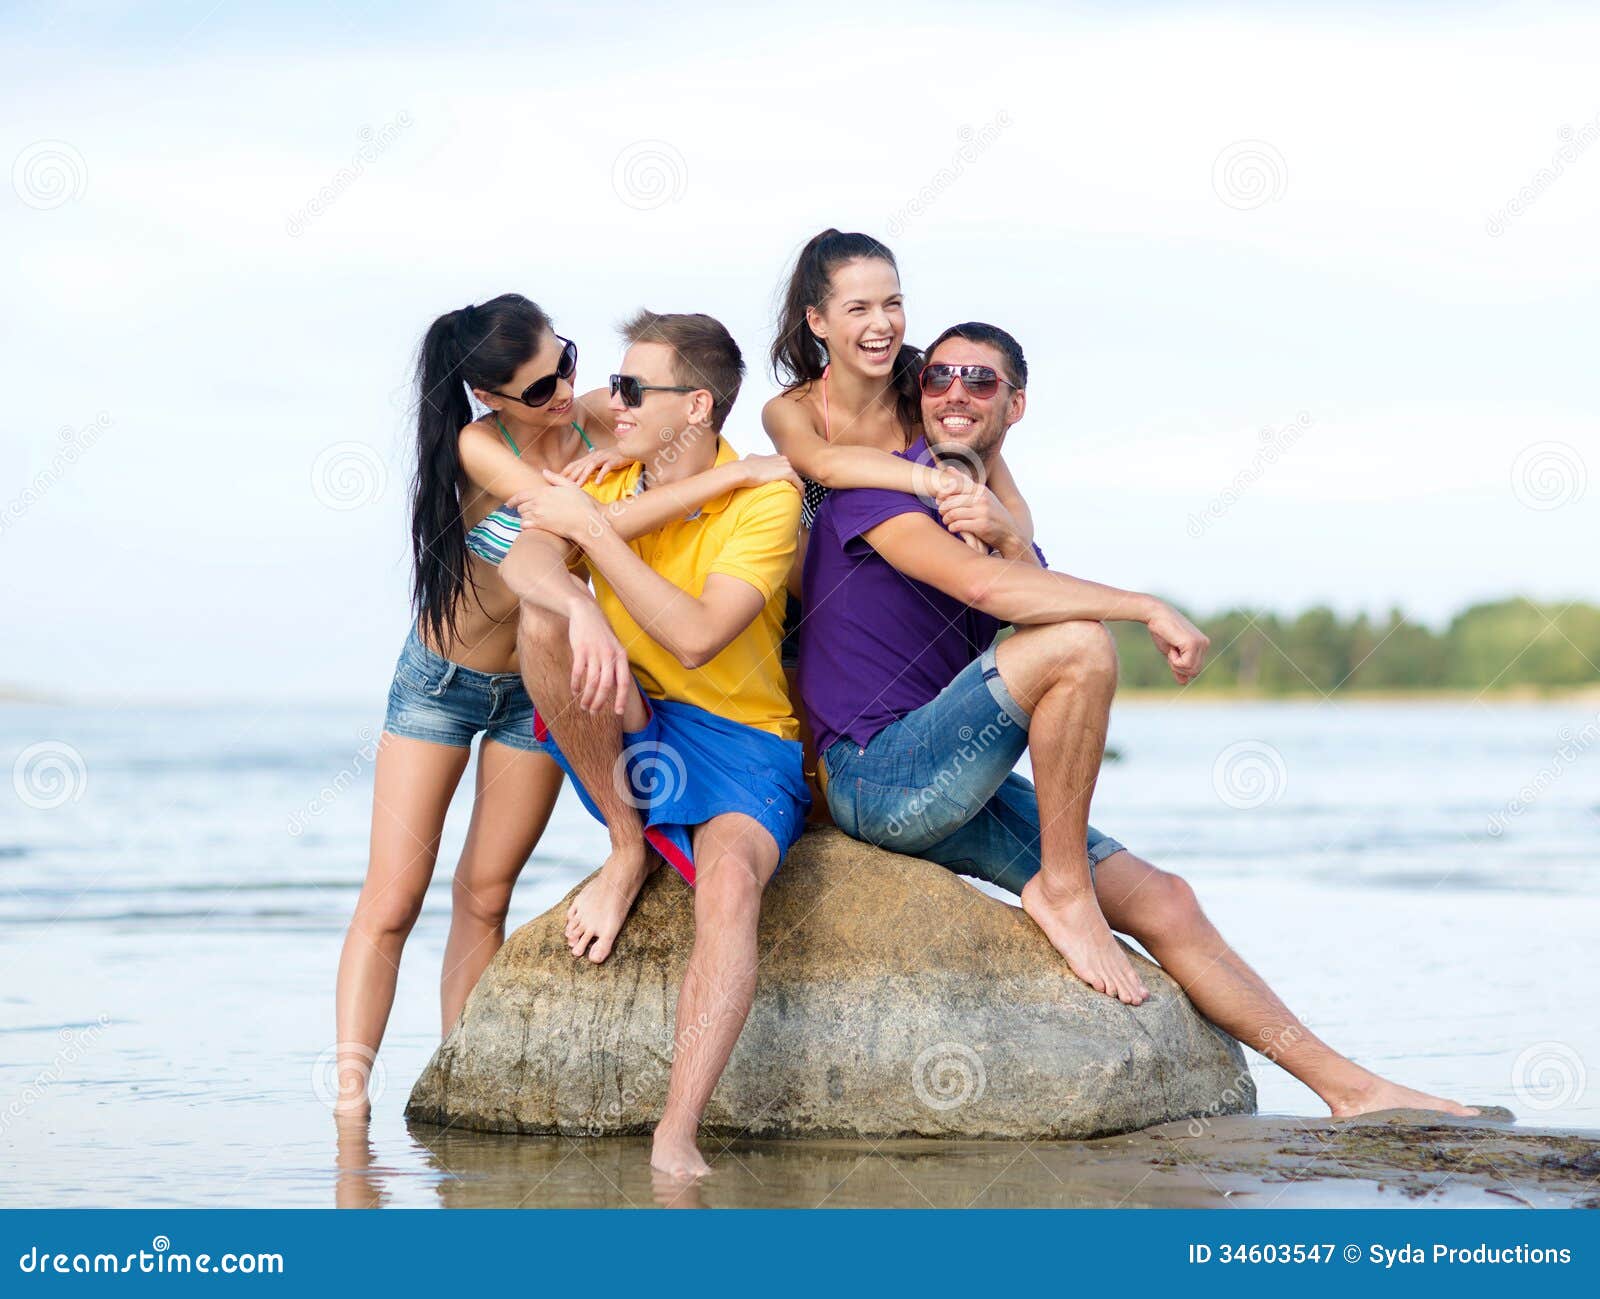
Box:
[408,293,551,646]
[770,228,921,441]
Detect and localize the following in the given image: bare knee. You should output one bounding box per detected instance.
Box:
[1002,619,1118,710]
[1125,869,1209,949]
[353,887,425,946]
[451,873,513,931]
[1044,619,1118,685]
[693,853,764,934]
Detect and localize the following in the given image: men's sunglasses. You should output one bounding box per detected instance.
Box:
[490,336,578,408]
[609,373,700,408]
[918,363,1015,400]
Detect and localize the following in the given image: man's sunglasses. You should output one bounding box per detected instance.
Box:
[609,373,700,408]
[918,363,1016,400]
[490,336,578,408]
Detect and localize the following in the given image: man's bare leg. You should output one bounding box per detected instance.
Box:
[517,602,655,963]
[650,813,780,1179]
[993,620,1149,1004]
[1094,850,1477,1117]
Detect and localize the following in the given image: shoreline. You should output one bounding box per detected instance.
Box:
[4,686,1598,710]
[395,1110,1600,1209]
[1115,685,1600,706]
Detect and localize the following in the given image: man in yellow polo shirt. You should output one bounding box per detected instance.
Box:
[499,310,806,1182]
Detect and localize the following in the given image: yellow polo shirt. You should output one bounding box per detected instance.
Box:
[581,437,801,741]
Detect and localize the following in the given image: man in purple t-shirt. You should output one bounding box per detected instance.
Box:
[798,322,1477,1121]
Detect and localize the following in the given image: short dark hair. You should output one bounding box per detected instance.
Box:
[924,321,1027,389]
[619,309,744,432]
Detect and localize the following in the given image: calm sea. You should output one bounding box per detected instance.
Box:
[2,697,1595,1207]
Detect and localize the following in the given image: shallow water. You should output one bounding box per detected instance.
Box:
[1,697,1595,1207]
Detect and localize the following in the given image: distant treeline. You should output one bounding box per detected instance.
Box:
[1109,599,1600,694]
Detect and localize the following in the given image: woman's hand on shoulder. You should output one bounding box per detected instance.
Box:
[560,446,633,487]
[737,452,802,491]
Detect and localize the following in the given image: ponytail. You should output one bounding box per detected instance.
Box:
[408,293,551,646]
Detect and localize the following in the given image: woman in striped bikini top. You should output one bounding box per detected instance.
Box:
[334,294,799,1121]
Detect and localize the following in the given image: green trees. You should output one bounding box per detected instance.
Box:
[1109,599,1599,694]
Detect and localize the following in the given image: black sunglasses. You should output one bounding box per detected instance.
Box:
[918,363,1015,400]
[490,337,578,408]
[609,373,699,408]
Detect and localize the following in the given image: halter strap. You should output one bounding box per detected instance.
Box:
[820,365,832,443]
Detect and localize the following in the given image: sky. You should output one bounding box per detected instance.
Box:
[2,1,1597,701]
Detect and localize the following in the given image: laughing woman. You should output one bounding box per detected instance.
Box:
[766,229,1036,541]
[764,230,1037,783]
[334,294,794,1118]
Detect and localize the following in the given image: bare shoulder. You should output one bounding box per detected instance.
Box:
[457,415,500,449]
[762,385,819,425]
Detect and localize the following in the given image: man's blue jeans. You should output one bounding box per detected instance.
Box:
[821,643,1126,896]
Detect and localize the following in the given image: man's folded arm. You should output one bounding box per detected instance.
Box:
[860,511,1157,625]
[576,482,798,669]
[579,528,765,668]
[499,528,590,616]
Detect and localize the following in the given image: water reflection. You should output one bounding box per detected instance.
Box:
[334,1117,391,1209]
[398,1120,1198,1209]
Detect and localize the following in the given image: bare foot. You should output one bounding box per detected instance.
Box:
[650,1124,713,1180]
[650,1168,708,1209]
[1021,875,1149,1005]
[1329,1074,1480,1119]
[564,842,652,963]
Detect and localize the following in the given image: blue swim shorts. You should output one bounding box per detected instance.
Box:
[533,693,810,885]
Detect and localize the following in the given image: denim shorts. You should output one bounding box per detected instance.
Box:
[382,626,555,754]
[820,642,1125,895]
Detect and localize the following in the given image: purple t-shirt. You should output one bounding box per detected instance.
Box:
[798,437,1045,754]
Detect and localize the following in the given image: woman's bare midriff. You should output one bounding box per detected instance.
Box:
[419,549,524,674]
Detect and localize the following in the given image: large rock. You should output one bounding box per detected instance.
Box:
[406,828,1255,1140]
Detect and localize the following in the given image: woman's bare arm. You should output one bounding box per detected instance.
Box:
[457,422,561,502]
[762,393,940,494]
[988,452,1035,543]
[505,456,801,546]
[585,456,798,543]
